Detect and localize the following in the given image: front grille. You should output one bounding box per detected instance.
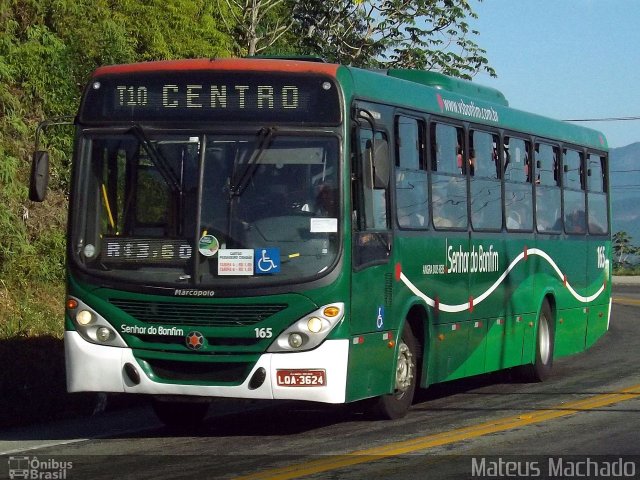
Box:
[145,358,250,383]
[110,299,287,327]
[139,334,260,348]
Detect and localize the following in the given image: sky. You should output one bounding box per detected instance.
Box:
[468,0,640,149]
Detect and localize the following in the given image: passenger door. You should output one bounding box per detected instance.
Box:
[347,121,397,400]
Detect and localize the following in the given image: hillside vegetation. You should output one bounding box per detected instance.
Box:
[0,0,236,338]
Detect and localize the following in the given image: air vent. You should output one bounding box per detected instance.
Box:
[110,299,287,327]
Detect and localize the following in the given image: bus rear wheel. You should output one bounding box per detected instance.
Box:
[369,324,418,420]
[151,398,210,429]
[519,300,554,382]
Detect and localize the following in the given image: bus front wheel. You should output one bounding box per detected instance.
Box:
[519,300,555,382]
[369,324,418,419]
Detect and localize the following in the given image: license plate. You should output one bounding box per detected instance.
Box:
[276,369,326,387]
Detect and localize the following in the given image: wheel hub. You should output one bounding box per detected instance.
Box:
[539,316,551,365]
[395,342,414,392]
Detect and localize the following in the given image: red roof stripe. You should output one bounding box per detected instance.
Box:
[93,58,340,77]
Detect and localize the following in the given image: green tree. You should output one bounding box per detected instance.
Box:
[613,231,634,267]
[291,0,495,78]
[216,0,296,56]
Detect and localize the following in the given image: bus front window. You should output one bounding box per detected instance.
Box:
[72,131,340,288]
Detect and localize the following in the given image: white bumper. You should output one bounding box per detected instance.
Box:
[64,331,348,403]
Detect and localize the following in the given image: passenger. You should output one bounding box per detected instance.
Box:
[468,149,476,176]
[456,146,464,173]
[566,210,586,233]
[314,182,338,217]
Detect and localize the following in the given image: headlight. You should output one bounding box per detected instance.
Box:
[288,333,305,348]
[76,310,93,326]
[268,303,344,352]
[307,317,323,333]
[66,296,127,348]
[96,327,112,342]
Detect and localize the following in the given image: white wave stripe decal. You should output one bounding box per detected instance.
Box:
[400,247,606,313]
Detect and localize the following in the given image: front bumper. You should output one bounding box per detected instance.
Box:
[64,331,348,403]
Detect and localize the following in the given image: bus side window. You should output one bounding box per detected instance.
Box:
[504,136,533,231]
[535,142,561,233]
[431,123,464,174]
[395,116,427,229]
[535,143,560,187]
[563,149,586,234]
[587,153,609,234]
[430,122,467,229]
[470,130,502,230]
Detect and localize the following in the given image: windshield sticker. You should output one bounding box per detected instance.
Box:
[198,233,220,257]
[310,217,338,233]
[255,248,281,274]
[218,249,254,275]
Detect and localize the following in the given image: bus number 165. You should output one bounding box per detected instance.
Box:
[596,246,607,269]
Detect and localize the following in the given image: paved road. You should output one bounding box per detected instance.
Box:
[2,286,640,479]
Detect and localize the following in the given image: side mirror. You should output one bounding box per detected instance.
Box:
[29,116,74,202]
[29,150,50,202]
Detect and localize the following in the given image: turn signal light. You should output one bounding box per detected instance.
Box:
[323,306,340,318]
[66,298,78,310]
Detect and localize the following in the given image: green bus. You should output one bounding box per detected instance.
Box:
[30,57,611,425]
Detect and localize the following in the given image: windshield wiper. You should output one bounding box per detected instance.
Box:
[128,124,182,193]
[230,127,276,197]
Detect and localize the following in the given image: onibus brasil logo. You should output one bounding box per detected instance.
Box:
[7,456,73,479]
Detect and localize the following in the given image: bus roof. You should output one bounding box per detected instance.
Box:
[90,58,607,151]
[387,69,509,107]
[339,65,608,151]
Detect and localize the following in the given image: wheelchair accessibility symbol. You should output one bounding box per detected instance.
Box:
[255,248,281,274]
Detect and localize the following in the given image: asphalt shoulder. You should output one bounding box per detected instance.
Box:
[613,276,640,286]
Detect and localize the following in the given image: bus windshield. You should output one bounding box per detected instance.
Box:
[71,130,340,288]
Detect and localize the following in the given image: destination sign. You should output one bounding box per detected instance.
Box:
[79,71,341,125]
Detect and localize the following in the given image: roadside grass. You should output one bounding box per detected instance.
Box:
[613,265,640,276]
[1,282,64,338]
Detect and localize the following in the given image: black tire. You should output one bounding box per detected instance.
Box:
[369,324,418,420]
[519,300,555,382]
[151,398,210,428]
